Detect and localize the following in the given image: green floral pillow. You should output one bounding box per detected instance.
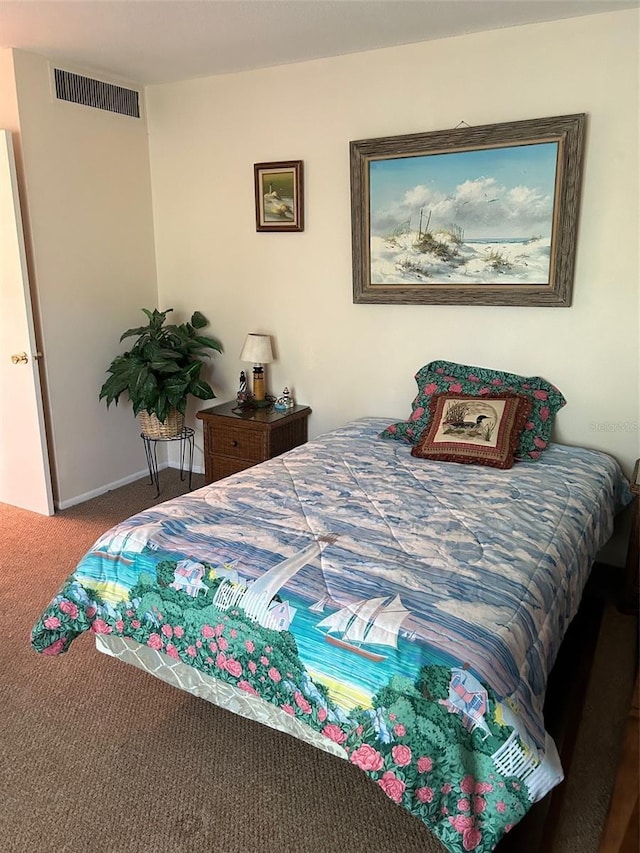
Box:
[381,360,567,460]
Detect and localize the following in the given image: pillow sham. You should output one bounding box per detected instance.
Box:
[410,391,532,469]
[381,360,566,460]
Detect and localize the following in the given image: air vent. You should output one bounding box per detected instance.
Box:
[54,68,140,118]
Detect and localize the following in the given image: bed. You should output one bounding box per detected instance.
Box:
[31,413,631,853]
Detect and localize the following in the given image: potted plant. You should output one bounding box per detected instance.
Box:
[99,308,222,438]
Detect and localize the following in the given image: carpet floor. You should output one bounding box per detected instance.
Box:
[0,470,636,853]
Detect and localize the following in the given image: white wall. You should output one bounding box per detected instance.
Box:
[11,50,159,506]
[147,10,639,481]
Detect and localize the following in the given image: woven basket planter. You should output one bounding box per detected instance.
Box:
[139,408,184,439]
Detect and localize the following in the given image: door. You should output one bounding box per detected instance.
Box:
[0,129,54,515]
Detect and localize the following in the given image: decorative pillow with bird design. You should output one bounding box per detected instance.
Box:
[411,392,532,469]
[381,360,566,461]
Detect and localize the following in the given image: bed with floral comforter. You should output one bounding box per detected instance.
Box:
[31,418,631,853]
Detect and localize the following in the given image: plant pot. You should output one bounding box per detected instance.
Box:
[139,408,184,439]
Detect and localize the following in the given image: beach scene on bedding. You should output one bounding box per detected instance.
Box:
[31,419,630,853]
[369,142,558,286]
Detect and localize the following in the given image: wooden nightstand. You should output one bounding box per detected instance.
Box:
[196,400,311,484]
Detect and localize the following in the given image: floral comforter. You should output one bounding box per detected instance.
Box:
[31,418,631,853]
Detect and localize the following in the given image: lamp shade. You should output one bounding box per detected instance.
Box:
[240,333,273,365]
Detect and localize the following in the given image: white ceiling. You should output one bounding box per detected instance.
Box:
[0,0,637,86]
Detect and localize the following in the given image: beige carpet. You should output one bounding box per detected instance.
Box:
[0,470,636,853]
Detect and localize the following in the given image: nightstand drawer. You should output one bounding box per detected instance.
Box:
[212,455,255,481]
[205,422,265,463]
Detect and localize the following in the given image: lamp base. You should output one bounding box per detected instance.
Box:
[252,365,265,402]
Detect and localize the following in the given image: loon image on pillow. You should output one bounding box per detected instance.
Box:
[411,391,532,469]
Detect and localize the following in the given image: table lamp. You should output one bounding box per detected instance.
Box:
[240,333,273,404]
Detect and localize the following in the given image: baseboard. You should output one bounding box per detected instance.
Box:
[55,465,167,510]
[55,460,204,511]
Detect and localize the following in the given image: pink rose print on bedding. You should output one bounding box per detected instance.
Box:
[416,786,434,803]
[378,770,406,803]
[58,600,78,618]
[322,724,347,745]
[224,658,242,677]
[350,744,384,772]
[391,744,412,766]
[41,637,67,656]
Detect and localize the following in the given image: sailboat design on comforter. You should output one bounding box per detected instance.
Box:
[317,594,410,662]
[31,418,632,853]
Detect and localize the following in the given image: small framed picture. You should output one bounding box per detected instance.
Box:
[254,160,304,232]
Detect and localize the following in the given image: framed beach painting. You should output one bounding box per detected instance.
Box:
[254,160,304,232]
[350,114,585,306]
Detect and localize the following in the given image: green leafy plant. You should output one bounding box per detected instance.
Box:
[99,308,222,423]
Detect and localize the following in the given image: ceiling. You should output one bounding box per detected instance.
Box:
[0,0,637,86]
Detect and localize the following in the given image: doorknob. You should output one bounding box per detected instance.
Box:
[11,352,29,364]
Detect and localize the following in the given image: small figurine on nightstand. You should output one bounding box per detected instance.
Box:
[275,387,295,410]
[237,371,250,404]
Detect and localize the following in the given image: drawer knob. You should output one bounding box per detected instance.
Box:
[230,439,238,447]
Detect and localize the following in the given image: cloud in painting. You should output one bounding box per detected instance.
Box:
[371,176,554,239]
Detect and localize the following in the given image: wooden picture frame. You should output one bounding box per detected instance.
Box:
[254,160,304,232]
[351,114,585,306]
